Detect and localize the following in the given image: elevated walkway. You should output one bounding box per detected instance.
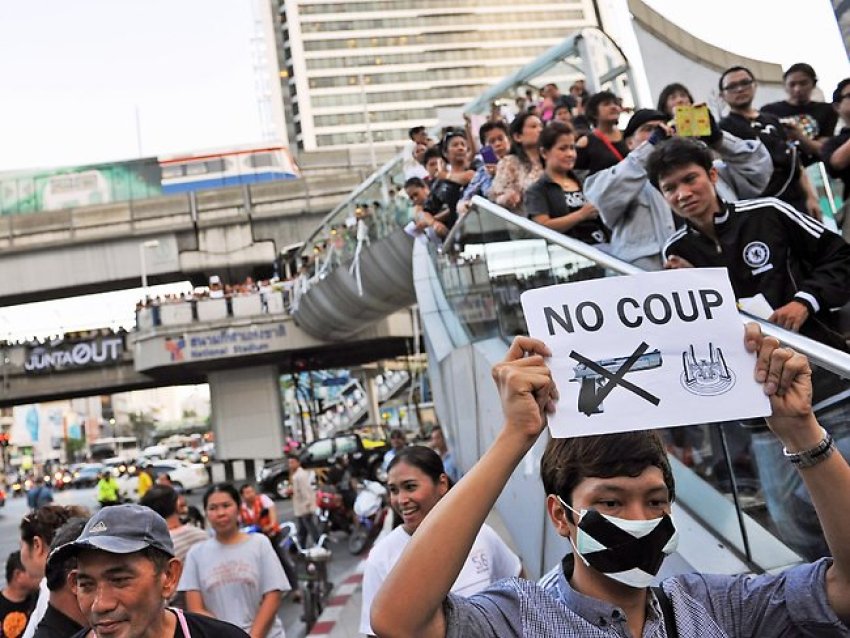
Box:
[0,302,415,407]
[0,148,399,305]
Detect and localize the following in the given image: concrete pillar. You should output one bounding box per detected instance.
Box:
[208,365,284,460]
[362,371,381,427]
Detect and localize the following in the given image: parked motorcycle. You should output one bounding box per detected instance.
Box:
[316,484,352,535]
[348,479,388,555]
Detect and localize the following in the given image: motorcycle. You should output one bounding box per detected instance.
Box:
[316,484,352,535]
[348,479,388,555]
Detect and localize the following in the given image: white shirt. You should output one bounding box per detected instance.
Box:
[359,523,521,635]
[21,578,49,638]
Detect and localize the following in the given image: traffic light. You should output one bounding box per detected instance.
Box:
[0,433,9,447]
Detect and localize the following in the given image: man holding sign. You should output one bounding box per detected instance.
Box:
[371,326,850,637]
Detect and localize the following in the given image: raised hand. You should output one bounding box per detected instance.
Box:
[491,336,558,441]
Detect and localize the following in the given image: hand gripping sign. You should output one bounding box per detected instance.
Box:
[520,268,770,438]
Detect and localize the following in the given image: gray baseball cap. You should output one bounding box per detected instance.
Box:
[47,504,175,568]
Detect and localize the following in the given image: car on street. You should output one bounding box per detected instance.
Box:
[257,432,388,499]
[117,459,209,501]
[71,463,107,488]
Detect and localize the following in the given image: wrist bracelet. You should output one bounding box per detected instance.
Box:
[783,428,835,468]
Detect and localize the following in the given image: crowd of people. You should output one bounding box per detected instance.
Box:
[398,63,849,259]
[1,423,462,638]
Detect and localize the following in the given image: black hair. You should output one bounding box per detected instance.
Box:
[5,551,24,585]
[20,505,90,548]
[584,90,619,125]
[718,66,755,92]
[387,445,446,485]
[202,482,240,510]
[140,485,179,520]
[421,146,442,167]
[440,129,467,160]
[141,547,173,575]
[541,431,675,508]
[784,62,817,83]
[508,111,541,169]
[538,121,576,152]
[404,177,427,190]
[239,482,258,494]
[833,78,850,104]
[656,83,694,117]
[45,517,89,591]
[389,428,404,439]
[478,120,509,146]
[646,136,714,188]
[408,126,426,140]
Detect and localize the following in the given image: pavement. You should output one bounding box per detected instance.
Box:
[310,509,518,637]
[307,558,366,637]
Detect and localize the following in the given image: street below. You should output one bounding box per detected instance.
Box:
[0,485,363,638]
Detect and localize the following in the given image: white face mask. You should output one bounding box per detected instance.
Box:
[557,496,679,589]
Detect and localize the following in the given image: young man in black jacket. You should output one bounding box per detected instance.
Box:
[655,136,850,559]
[656,136,850,347]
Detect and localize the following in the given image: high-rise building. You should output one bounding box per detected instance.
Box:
[274,1,598,151]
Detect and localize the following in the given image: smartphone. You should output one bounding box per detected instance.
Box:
[674,104,711,137]
[480,145,498,165]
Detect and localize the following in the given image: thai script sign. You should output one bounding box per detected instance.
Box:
[163,323,287,363]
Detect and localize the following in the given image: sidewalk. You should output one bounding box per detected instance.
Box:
[307,558,366,637]
[308,509,519,637]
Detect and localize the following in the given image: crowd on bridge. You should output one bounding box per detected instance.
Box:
[0,328,128,350]
[134,275,296,329]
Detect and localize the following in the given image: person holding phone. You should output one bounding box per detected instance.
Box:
[584,108,771,270]
[524,121,610,246]
[762,63,838,166]
[457,121,511,215]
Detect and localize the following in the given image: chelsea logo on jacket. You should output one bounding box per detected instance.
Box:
[743,241,773,275]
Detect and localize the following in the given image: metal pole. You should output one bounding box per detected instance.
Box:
[139,243,148,294]
[134,105,143,158]
[715,423,753,563]
[358,74,378,171]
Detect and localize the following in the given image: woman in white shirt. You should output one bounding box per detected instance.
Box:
[360,446,522,636]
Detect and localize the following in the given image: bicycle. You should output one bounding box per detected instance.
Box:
[280,521,333,631]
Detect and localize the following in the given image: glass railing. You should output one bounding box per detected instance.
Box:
[436,195,850,570]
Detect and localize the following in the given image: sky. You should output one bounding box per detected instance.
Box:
[643,0,849,95]
[1,0,846,173]
[0,0,261,171]
[0,0,848,338]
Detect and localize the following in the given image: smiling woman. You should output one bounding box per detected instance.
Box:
[358,446,523,637]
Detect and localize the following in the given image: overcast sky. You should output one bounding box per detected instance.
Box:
[1,0,846,173]
[0,0,260,171]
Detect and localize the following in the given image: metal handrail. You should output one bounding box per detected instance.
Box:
[466,195,850,379]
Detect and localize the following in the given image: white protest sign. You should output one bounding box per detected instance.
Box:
[520,268,771,438]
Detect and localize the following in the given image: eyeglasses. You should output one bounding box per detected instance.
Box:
[722,79,755,92]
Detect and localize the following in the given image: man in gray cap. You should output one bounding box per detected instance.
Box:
[48,504,247,638]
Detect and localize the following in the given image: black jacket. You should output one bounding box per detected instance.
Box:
[663,197,850,350]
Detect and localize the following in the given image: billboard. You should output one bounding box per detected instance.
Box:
[0,158,162,215]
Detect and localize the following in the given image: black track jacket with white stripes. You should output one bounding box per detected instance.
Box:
[663,197,850,351]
